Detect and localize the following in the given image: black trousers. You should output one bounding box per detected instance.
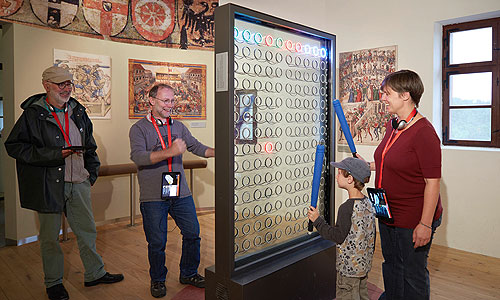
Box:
[378,217,441,300]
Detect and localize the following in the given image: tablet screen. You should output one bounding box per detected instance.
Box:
[367,188,392,219]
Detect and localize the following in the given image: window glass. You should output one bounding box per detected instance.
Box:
[450,72,492,106]
[449,108,491,141]
[450,27,492,64]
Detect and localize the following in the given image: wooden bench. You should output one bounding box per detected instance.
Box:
[60,160,207,241]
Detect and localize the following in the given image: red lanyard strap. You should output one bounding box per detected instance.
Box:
[151,116,173,172]
[377,108,417,188]
[377,129,401,188]
[50,109,71,147]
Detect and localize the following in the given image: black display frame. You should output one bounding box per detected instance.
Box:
[206,4,337,300]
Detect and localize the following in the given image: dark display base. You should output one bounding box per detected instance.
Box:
[205,240,336,300]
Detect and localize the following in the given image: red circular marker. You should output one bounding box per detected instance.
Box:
[265,35,274,47]
[264,142,274,154]
[295,42,303,53]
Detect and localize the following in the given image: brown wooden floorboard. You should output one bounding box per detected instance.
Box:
[0,212,498,299]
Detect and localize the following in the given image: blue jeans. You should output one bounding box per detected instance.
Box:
[140,196,201,282]
[378,216,441,300]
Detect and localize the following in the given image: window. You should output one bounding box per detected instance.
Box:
[442,17,500,147]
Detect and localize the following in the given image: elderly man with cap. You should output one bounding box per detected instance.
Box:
[4,66,123,300]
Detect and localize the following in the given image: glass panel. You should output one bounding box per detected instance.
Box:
[450,27,492,64]
[449,108,491,141]
[233,18,330,259]
[450,72,492,106]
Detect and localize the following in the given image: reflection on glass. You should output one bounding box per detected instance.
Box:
[450,72,491,106]
[235,90,257,144]
[450,27,492,64]
[450,108,491,141]
[233,18,329,259]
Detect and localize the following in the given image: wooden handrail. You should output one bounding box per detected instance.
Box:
[98,159,208,177]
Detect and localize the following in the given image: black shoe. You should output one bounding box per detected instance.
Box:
[84,272,124,287]
[46,284,69,300]
[151,281,166,298]
[179,273,205,288]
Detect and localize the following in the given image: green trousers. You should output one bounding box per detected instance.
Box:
[336,272,369,300]
[38,180,106,288]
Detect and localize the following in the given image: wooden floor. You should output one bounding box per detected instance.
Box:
[0,212,499,300]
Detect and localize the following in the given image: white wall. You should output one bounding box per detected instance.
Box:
[1,23,215,241]
[3,0,500,258]
[221,0,500,258]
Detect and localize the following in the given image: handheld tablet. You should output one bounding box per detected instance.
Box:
[63,146,86,151]
[367,188,393,219]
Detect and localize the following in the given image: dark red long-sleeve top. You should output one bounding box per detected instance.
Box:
[374,118,443,229]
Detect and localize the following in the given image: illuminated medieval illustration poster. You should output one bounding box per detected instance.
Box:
[54,49,112,119]
[338,45,397,146]
[128,59,206,119]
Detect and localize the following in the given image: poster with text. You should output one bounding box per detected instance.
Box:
[338,45,397,146]
[54,49,112,119]
[128,59,206,119]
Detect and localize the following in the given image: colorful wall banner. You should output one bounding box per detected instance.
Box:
[1,0,217,50]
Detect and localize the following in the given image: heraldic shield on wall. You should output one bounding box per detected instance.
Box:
[30,0,78,28]
[0,0,23,17]
[82,0,128,37]
[1,0,217,49]
[132,0,175,42]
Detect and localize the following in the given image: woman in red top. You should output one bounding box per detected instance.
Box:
[359,70,442,300]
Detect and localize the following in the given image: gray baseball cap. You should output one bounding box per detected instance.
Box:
[42,66,73,83]
[331,157,371,183]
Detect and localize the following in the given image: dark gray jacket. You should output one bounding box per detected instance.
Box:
[4,93,100,213]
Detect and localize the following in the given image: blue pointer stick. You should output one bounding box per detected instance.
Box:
[308,145,325,234]
[332,99,357,158]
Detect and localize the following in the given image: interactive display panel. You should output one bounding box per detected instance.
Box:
[232,18,332,259]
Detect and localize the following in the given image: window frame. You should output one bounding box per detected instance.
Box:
[442,17,500,148]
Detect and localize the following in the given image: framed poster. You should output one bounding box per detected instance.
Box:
[54,49,112,119]
[338,45,397,146]
[128,59,207,119]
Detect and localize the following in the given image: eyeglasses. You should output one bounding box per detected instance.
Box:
[50,81,74,89]
[153,97,175,104]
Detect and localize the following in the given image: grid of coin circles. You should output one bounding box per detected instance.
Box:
[233,22,330,258]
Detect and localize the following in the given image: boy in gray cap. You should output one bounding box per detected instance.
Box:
[5,66,123,300]
[308,157,376,300]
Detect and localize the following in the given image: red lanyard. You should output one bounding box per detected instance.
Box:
[377,108,417,188]
[47,101,71,147]
[151,115,173,172]
[377,129,401,188]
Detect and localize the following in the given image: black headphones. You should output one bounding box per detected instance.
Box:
[154,116,174,126]
[47,102,68,113]
[391,108,417,130]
